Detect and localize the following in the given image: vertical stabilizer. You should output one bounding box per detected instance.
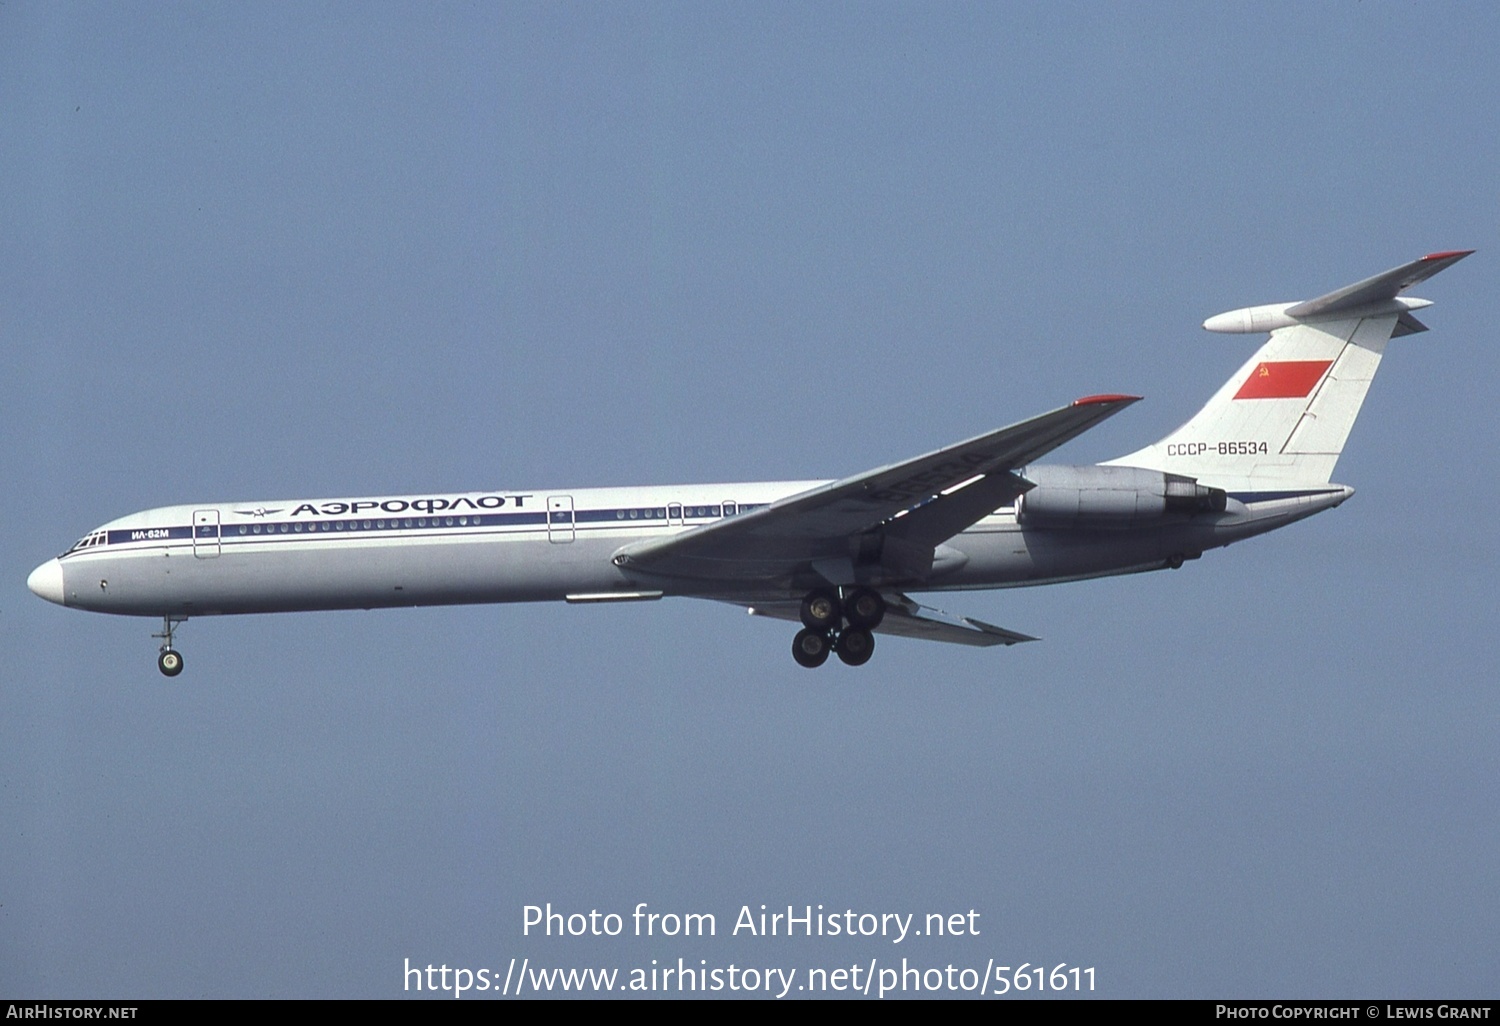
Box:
[1106,251,1470,488]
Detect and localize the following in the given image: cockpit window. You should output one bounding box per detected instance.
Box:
[63,530,107,556]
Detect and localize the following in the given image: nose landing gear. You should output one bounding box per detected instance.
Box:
[152,616,187,677]
[790,587,885,668]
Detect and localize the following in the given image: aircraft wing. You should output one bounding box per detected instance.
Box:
[614,395,1139,584]
[741,593,1036,647]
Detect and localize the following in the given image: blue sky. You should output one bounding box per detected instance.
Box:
[3,2,1496,998]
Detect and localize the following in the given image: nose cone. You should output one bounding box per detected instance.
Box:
[27,559,66,605]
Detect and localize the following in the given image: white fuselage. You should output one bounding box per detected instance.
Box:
[29,471,1349,619]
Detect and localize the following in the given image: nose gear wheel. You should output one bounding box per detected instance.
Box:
[152,616,188,677]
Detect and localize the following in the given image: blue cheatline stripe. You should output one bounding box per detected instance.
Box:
[79,501,771,555]
[102,513,539,549]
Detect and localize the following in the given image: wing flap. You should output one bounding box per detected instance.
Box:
[882,470,1031,547]
[743,593,1036,648]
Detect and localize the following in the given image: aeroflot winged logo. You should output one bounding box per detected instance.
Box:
[276,494,534,517]
[1232,360,1333,400]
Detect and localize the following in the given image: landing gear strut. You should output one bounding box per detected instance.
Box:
[790,587,885,668]
[153,616,187,677]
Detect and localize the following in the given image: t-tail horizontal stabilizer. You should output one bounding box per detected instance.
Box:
[1201,250,1473,334]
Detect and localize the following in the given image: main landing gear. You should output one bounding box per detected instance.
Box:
[790,586,885,669]
[153,616,187,677]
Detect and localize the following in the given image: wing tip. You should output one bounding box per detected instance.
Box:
[1072,393,1142,407]
[1423,249,1475,262]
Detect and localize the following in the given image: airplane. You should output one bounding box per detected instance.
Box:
[28,251,1471,676]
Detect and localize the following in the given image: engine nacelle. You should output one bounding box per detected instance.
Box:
[1016,465,1226,528]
